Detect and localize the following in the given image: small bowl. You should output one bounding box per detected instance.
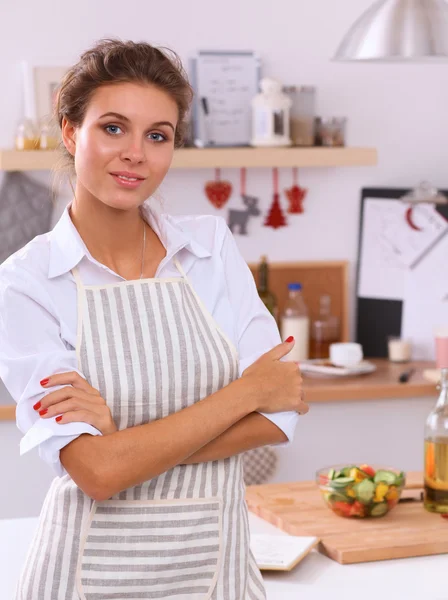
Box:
[316,464,406,519]
[330,343,363,368]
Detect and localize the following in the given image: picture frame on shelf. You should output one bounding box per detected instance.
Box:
[190,50,261,148]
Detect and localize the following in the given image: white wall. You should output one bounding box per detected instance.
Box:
[0,0,445,517]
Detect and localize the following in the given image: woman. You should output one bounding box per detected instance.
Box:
[0,39,308,600]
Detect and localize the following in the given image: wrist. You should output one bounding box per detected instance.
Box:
[231,377,260,414]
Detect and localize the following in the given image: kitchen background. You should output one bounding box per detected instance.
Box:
[0,0,446,517]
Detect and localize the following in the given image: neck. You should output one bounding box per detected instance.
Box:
[437,369,448,407]
[70,185,146,278]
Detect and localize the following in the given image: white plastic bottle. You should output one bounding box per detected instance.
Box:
[280,283,310,362]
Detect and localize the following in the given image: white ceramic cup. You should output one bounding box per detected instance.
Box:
[330,343,363,367]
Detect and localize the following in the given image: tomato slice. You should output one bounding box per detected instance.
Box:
[360,464,376,478]
[332,501,352,517]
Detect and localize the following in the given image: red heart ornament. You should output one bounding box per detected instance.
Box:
[205,180,232,209]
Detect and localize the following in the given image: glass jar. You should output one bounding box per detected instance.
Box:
[39,118,60,150]
[315,117,347,147]
[310,294,340,359]
[284,86,316,147]
[15,118,40,150]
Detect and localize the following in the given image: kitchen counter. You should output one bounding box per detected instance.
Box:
[303,359,436,403]
[1,514,445,600]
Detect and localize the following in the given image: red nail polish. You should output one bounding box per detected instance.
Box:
[39,409,48,416]
[56,416,62,422]
[40,378,49,386]
[286,336,294,343]
[33,401,41,411]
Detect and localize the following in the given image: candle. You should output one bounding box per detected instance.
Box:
[388,338,412,363]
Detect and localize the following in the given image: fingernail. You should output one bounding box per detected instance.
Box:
[286,336,294,343]
[40,378,50,386]
[56,416,62,422]
[39,409,48,416]
[33,401,41,411]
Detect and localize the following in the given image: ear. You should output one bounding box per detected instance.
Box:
[61,117,77,156]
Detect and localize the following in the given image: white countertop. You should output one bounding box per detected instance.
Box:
[1,513,447,599]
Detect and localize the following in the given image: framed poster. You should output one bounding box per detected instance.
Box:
[355,188,448,357]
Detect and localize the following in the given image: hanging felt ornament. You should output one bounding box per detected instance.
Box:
[285,167,307,214]
[264,168,287,229]
[204,168,232,209]
[228,168,261,235]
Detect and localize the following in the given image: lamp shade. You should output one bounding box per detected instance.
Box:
[334,0,448,62]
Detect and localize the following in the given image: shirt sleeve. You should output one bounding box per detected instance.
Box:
[219,218,299,446]
[0,265,102,477]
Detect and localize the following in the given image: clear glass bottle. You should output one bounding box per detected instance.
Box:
[257,256,278,324]
[280,283,309,362]
[424,368,448,514]
[310,294,341,359]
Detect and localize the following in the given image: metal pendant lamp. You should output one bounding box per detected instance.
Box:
[334,0,448,62]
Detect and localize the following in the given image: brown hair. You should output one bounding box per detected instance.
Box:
[55,38,193,172]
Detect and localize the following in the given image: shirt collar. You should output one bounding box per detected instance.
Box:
[48,201,211,279]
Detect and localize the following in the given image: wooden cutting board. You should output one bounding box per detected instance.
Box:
[246,472,448,564]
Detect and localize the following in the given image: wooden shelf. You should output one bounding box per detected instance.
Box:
[0,147,377,171]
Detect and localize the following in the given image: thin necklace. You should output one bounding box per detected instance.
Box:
[140,221,146,279]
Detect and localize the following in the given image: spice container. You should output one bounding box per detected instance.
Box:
[315,117,347,147]
[284,86,316,146]
[15,118,40,150]
[39,119,60,150]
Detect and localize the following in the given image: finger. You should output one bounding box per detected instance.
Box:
[298,389,309,415]
[260,337,296,362]
[52,409,101,428]
[36,388,101,411]
[40,371,100,395]
[39,397,106,420]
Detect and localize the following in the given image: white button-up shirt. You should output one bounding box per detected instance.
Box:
[0,202,298,477]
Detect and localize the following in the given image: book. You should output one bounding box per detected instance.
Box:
[250,534,319,571]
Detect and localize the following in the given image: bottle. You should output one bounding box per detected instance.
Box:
[280,283,310,362]
[424,368,448,514]
[310,294,340,359]
[257,256,278,324]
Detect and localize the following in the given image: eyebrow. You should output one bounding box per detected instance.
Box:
[98,112,175,132]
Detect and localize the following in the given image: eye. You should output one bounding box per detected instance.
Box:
[105,124,123,135]
[148,132,167,142]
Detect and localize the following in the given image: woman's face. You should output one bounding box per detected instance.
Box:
[66,82,178,211]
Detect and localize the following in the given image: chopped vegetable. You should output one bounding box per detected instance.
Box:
[374,482,389,503]
[360,464,376,478]
[318,464,405,518]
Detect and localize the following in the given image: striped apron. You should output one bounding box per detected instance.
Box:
[15,258,266,600]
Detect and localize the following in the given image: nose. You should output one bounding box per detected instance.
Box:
[120,136,146,164]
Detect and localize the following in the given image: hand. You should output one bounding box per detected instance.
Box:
[242,338,309,416]
[33,372,118,435]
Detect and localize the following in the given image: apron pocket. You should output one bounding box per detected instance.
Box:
[77,497,223,600]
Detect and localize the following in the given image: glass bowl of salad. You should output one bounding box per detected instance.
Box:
[316,464,406,518]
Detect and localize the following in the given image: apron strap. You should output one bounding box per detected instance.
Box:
[71,266,84,289]
[173,257,188,280]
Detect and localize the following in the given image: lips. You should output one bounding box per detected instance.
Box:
[110,172,146,189]
[110,171,146,181]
